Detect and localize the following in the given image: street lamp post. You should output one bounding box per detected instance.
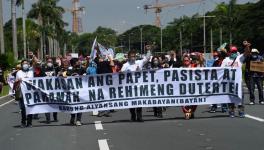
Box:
[180,26,182,56]
[197,15,215,54]
[129,34,131,51]
[160,26,163,53]
[140,27,143,55]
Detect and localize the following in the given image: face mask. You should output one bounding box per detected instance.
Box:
[22,64,29,71]
[153,60,159,66]
[214,57,219,61]
[47,63,53,67]
[230,53,238,60]
[129,58,136,64]
[251,54,258,60]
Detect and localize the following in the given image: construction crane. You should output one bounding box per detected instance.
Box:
[65,0,85,34]
[144,0,204,27]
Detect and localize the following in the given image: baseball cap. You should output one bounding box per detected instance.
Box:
[251,48,259,53]
[230,46,238,53]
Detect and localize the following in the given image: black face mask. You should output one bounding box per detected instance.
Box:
[251,54,258,60]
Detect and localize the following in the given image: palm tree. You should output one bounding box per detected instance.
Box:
[11,0,18,60]
[0,0,5,54]
[28,0,66,59]
[16,0,26,58]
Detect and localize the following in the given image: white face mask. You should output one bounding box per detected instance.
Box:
[47,63,53,67]
[22,64,29,71]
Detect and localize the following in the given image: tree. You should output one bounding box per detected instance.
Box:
[118,25,160,53]
[0,0,4,54]
[11,0,18,60]
[28,0,67,59]
[16,0,26,58]
[4,18,40,58]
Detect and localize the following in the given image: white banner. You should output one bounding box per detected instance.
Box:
[21,67,242,114]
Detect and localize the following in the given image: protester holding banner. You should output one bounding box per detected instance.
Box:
[57,58,70,77]
[181,55,198,120]
[210,51,228,113]
[160,55,170,68]
[121,48,151,122]
[14,59,34,127]
[151,56,163,118]
[69,58,85,126]
[169,50,182,68]
[221,45,251,118]
[95,54,115,117]
[43,58,59,123]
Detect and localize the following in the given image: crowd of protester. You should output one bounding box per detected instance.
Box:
[2,40,264,128]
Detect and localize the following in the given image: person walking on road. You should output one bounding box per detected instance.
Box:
[121,45,151,122]
[14,60,34,127]
[221,45,251,118]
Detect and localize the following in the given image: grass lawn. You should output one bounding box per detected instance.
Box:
[0,85,10,97]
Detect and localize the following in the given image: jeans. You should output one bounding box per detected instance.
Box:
[19,99,32,125]
[249,76,264,102]
[70,113,82,123]
[130,108,142,120]
[153,107,162,117]
[45,113,58,121]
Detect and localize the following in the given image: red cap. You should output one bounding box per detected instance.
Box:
[230,46,238,53]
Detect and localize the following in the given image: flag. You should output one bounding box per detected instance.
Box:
[217,43,227,52]
[90,37,98,60]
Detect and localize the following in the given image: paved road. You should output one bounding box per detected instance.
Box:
[0,88,263,150]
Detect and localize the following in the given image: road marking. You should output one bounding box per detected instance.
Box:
[98,139,110,150]
[0,95,11,99]
[95,121,103,130]
[0,99,15,108]
[245,114,264,122]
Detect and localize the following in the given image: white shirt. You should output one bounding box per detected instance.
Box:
[221,54,245,68]
[121,51,151,72]
[16,70,34,80]
[121,59,146,72]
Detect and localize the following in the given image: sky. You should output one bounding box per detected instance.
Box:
[2,0,257,34]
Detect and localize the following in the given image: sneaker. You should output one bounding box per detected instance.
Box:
[20,123,26,128]
[239,111,245,118]
[249,102,255,105]
[76,121,82,126]
[46,120,51,124]
[70,121,75,126]
[259,101,264,105]
[229,111,235,118]
[136,118,144,122]
[131,115,136,122]
[97,113,103,117]
[209,107,216,113]
[26,124,32,128]
[157,114,163,118]
[221,107,227,113]
[103,113,112,117]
